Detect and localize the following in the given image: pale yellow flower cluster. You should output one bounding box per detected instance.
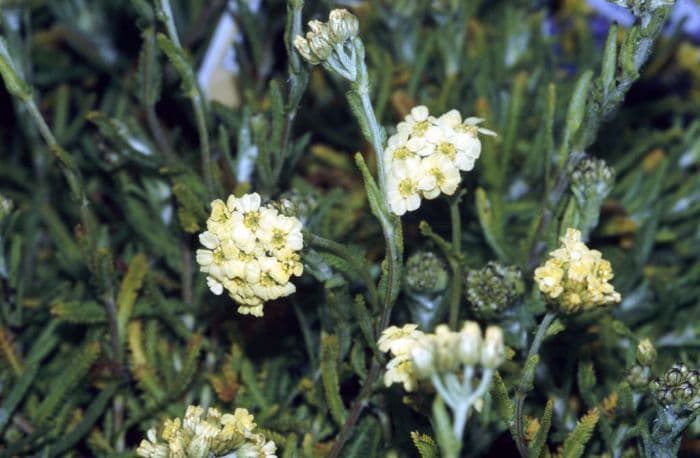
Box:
[385,106,496,215]
[534,228,621,313]
[136,405,276,458]
[378,322,505,392]
[196,193,304,317]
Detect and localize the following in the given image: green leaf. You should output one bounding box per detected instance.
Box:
[520,354,540,392]
[320,333,347,426]
[600,24,618,97]
[0,38,32,100]
[116,253,148,344]
[528,399,553,458]
[577,361,597,407]
[490,371,514,423]
[411,431,439,458]
[432,396,459,457]
[156,33,196,96]
[354,153,388,223]
[351,294,378,355]
[35,341,101,426]
[544,319,565,338]
[560,69,593,162]
[561,408,599,458]
[342,416,381,458]
[346,91,373,142]
[136,28,162,106]
[475,187,509,261]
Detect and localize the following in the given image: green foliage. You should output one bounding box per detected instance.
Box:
[0,0,698,456]
[561,408,600,458]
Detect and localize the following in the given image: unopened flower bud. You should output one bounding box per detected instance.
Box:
[410,338,437,379]
[404,250,449,295]
[433,324,460,372]
[481,326,505,369]
[307,29,333,62]
[628,365,649,388]
[666,366,684,386]
[570,156,615,203]
[293,36,320,65]
[457,321,482,366]
[465,262,524,318]
[328,9,359,44]
[636,338,657,366]
[687,370,699,387]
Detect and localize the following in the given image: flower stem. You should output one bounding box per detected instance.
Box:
[448,193,464,329]
[513,311,555,457]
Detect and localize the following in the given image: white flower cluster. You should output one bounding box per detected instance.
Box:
[378,322,505,392]
[196,193,304,317]
[384,106,496,215]
[136,405,276,458]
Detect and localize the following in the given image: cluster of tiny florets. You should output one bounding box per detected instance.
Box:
[136,405,276,458]
[534,228,621,313]
[385,106,496,215]
[404,250,449,295]
[465,261,524,318]
[293,9,359,65]
[650,363,700,413]
[196,193,303,317]
[378,322,505,392]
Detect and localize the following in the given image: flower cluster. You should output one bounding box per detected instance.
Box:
[465,261,524,318]
[136,405,276,458]
[196,193,304,317]
[384,106,496,215]
[534,228,621,313]
[378,322,505,392]
[650,363,700,413]
[294,9,359,66]
[404,250,449,295]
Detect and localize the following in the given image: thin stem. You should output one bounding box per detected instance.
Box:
[327,61,403,458]
[192,94,214,197]
[448,193,463,328]
[513,312,555,457]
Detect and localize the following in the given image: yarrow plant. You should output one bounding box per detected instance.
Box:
[1,1,697,457]
[196,193,304,317]
[136,405,276,458]
[384,106,496,215]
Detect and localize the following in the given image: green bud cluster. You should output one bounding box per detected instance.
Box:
[404,250,449,295]
[650,363,700,412]
[464,261,524,318]
[569,156,614,205]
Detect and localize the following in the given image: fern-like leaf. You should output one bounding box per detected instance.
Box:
[561,408,600,458]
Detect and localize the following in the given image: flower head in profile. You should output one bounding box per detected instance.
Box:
[136,405,276,458]
[196,193,304,317]
[384,106,496,216]
[534,228,621,313]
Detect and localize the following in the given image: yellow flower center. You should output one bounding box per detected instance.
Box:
[213,248,226,264]
[438,142,456,159]
[271,229,287,250]
[430,167,445,185]
[392,146,411,160]
[398,179,416,197]
[243,211,260,229]
[412,120,430,136]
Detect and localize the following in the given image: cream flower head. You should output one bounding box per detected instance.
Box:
[384,106,496,216]
[196,193,304,317]
[534,228,621,313]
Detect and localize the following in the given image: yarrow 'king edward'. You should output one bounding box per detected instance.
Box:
[196,193,303,317]
[384,106,496,215]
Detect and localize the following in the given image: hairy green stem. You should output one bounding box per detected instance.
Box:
[514,311,555,457]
